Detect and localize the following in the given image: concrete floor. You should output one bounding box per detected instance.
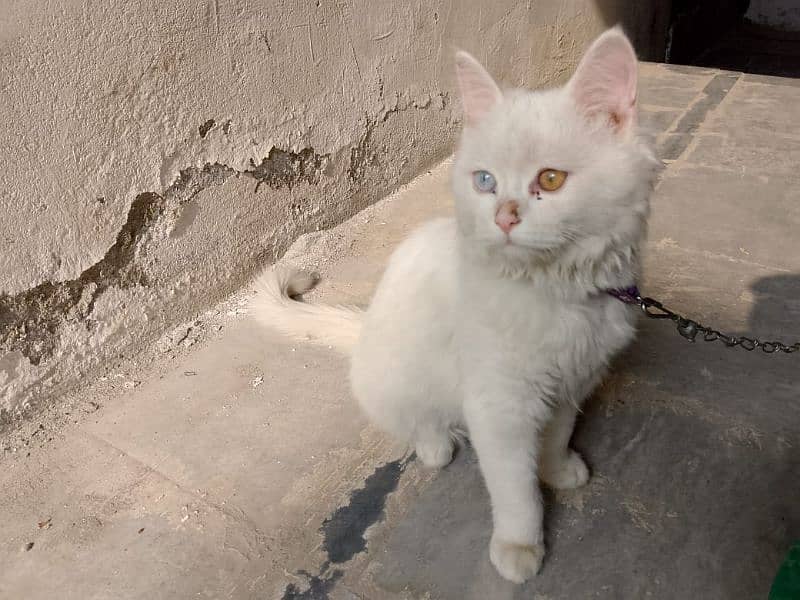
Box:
[2,62,800,600]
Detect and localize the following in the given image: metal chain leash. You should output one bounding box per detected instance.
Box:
[607,286,800,354]
[637,295,800,354]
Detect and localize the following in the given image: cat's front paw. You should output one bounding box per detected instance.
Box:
[540,450,589,490]
[489,535,544,583]
[415,438,454,469]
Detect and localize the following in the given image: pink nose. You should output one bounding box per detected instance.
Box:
[495,201,520,234]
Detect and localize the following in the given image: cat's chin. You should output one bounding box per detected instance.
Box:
[488,239,563,263]
[474,242,565,279]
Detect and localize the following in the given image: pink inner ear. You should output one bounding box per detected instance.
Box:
[455,51,502,126]
[569,29,638,131]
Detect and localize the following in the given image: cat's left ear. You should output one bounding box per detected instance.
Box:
[567,27,638,133]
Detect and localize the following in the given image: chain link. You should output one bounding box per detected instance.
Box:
[636,296,800,354]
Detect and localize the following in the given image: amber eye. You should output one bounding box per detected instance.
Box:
[537,168,567,192]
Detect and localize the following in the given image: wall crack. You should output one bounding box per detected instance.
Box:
[1,88,451,428]
[0,146,330,370]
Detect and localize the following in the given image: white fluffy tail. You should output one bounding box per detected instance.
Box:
[250,267,363,353]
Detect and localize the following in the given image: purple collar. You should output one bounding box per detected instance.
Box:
[607,285,641,304]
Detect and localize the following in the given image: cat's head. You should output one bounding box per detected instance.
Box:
[452,28,658,279]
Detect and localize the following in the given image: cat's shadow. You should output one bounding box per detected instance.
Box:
[741,273,800,348]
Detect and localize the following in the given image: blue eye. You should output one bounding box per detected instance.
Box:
[472,170,496,193]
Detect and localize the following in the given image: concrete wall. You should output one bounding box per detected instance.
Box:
[0,1,669,429]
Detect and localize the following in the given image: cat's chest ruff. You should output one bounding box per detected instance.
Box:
[460,280,633,359]
[506,297,606,348]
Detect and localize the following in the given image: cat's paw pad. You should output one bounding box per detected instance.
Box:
[415,438,454,468]
[489,535,544,583]
[540,450,589,490]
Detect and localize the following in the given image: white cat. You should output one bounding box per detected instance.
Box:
[251,27,658,583]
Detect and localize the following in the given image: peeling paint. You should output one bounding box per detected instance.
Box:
[0,192,165,367]
[251,147,329,192]
[198,119,216,138]
[0,147,331,375]
[0,165,232,370]
[347,121,375,183]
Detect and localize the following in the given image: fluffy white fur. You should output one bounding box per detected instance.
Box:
[251,27,658,583]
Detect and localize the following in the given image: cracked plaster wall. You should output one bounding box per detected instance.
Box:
[0,1,669,428]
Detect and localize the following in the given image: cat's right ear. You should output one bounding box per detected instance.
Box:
[567,27,638,133]
[455,51,502,127]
